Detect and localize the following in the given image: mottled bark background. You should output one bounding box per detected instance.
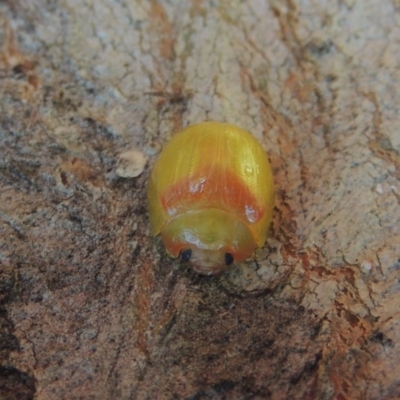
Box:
[1,1,400,399]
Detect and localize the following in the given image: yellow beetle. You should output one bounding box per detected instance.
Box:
[147,122,275,275]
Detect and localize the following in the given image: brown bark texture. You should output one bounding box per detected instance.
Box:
[1,1,400,399]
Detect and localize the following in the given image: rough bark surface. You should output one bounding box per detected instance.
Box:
[1,1,400,399]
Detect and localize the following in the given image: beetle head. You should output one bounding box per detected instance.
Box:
[161,209,257,275]
[179,248,234,275]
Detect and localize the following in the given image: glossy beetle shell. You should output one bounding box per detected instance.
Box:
[147,122,275,274]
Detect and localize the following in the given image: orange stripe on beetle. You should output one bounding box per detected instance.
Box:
[147,121,275,275]
[161,166,266,223]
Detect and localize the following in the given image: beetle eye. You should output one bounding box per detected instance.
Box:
[181,249,192,262]
[224,253,234,266]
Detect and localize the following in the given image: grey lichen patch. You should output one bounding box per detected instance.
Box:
[52,125,86,152]
[143,140,162,156]
[302,280,339,311]
[217,236,289,294]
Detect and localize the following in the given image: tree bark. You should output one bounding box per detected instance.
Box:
[1,1,400,399]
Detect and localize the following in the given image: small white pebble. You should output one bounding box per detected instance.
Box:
[360,260,373,274]
[115,150,147,178]
[375,184,383,194]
